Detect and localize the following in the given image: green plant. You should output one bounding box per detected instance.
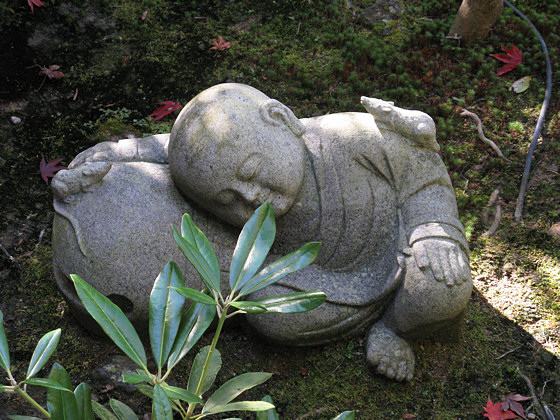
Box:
[1,203,354,419]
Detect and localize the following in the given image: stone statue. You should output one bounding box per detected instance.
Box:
[52,83,472,381]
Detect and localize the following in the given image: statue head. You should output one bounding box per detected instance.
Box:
[169,83,306,227]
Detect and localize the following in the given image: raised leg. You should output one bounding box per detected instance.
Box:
[366,253,472,380]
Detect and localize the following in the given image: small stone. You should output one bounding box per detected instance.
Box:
[10,116,22,124]
[503,262,514,273]
[93,355,139,392]
[547,222,560,243]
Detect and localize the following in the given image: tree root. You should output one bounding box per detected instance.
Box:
[518,370,555,420]
[460,109,511,162]
[481,188,502,238]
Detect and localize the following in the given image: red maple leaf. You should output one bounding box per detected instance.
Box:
[27,0,45,12]
[36,65,65,91]
[39,158,67,184]
[40,65,65,80]
[210,36,231,51]
[148,101,182,121]
[490,45,522,76]
[483,397,519,420]
[502,393,530,419]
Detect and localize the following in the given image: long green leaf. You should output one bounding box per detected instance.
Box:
[172,214,221,294]
[0,310,10,372]
[238,242,322,297]
[187,346,221,396]
[167,302,215,370]
[74,383,94,420]
[169,287,218,306]
[160,384,203,404]
[181,214,221,284]
[26,329,61,379]
[46,363,79,420]
[7,416,42,420]
[152,384,173,420]
[122,372,152,384]
[332,411,356,420]
[229,301,267,314]
[91,401,119,420]
[202,372,272,414]
[135,384,154,399]
[229,203,275,294]
[71,274,147,370]
[149,261,185,369]
[203,401,275,415]
[110,399,138,420]
[254,291,327,314]
[23,378,73,392]
[256,395,280,420]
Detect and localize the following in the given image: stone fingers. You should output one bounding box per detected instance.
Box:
[457,250,471,285]
[429,246,447,284]
[413,242,430,270]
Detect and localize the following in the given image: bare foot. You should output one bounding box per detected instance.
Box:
[366,322,414,381]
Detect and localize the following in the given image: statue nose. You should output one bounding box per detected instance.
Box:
[236,183,260,204]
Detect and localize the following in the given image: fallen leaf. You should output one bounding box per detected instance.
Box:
[39,158,67,184]
[502,393,530,419]
[27,0,45,12]
[36,65,65,91]
[141,10,148,20]
[509,76,532,93]
[490,45,522,76]
[298,366,309,376]
[210,35,231,51]
[100,384,114,393]
[483,397,519,420]
[148,101,182,121]
[402,414,416,419]
[40,65,65,80]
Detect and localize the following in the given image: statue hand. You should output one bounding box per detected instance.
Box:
[69,142,119,169]
[52,161,112,201]
[412,238,470,287]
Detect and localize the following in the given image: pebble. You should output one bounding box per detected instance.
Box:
[547,222,560,243]
[10,116,22,124]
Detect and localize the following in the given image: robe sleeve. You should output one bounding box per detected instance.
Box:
[378,132,469,255]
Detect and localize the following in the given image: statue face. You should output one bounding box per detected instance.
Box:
[183,130,305,227]
[169,83,307,227]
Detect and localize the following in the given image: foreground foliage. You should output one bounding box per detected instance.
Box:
[0,204,357,419]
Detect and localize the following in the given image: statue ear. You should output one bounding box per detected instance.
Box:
[259,99,305,136]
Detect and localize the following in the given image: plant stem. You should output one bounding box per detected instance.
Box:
[185,306,229,417]
[14,386,51,418]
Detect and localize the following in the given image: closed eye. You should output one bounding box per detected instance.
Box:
[236,153,264,182]
[214,190,236,205]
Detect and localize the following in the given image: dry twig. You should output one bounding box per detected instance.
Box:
[297,408,328,419]
[460,109,511,161]
[0,244,20,267]
[495,345,521,360]
[518,370,553,420]
[481,188,502,238]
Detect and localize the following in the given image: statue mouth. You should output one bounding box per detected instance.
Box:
[253,189,272,208]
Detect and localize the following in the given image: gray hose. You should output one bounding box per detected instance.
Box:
[502,0,553,222]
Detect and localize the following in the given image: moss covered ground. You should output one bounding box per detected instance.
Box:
[0,0,559,418]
